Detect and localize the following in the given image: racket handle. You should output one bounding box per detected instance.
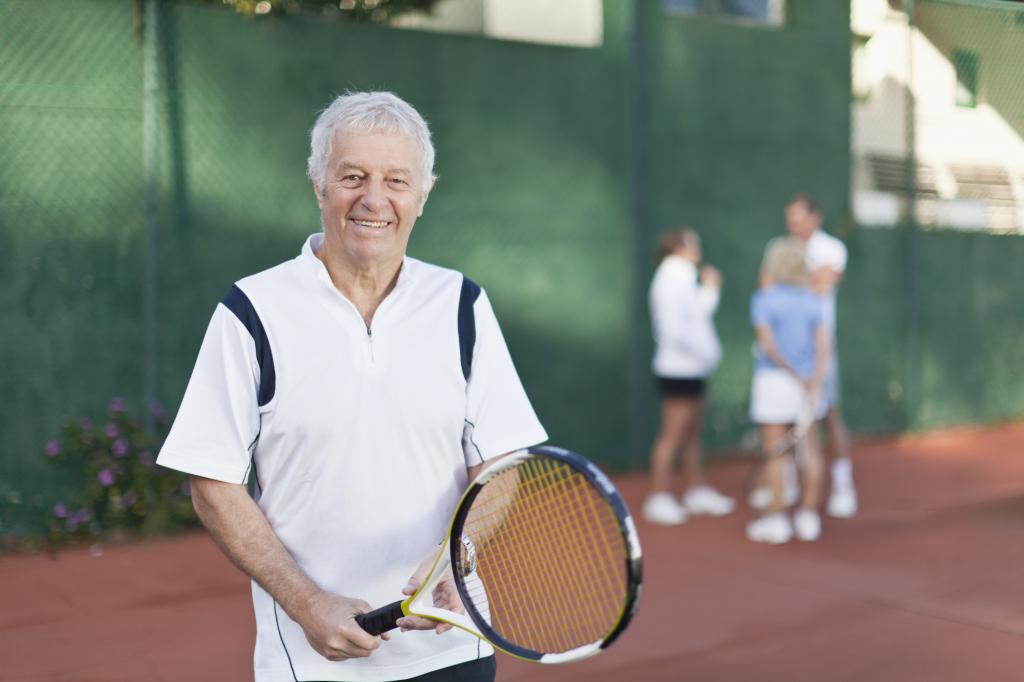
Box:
[355,600,405,635]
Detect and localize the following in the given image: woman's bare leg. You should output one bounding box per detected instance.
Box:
[798,428,825,510]
[679,396,706,488]
[760,423,791,513]
[648,398,692,494]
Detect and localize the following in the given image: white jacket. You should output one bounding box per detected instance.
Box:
[649,255,722,378]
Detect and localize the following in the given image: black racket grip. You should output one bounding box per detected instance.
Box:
[354,600,405,635]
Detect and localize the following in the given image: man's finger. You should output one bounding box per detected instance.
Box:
[396,615,438,631]
[343,621,384,650]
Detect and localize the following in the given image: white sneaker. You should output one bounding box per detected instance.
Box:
[827,488,858,518]
[683,485,736,516]
[643,493,688,525]
[745,513,793,544]
[748,484,799,510]
[793,509,821,542]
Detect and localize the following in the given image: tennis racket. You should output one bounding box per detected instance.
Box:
[765,396,817,461]
[354,445,643,664]
[747,396,819,509]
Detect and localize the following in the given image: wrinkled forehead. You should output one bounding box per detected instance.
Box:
[328,129,425,178]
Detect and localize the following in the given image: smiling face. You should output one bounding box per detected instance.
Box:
[314,130,431,273]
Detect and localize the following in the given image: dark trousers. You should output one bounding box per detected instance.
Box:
[404,656,496,682]
[325,656,496,682]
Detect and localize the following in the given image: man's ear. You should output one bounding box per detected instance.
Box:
[418,176,435,217]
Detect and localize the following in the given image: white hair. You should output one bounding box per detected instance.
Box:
[307,91,435,194]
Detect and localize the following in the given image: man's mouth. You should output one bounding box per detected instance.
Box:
[351,219,390,229]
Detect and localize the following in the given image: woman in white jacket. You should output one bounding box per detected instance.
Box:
[643,228,736,525]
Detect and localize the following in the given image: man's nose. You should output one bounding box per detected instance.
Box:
[360,178,387,212]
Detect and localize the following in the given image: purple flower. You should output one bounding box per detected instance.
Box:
[98,468,115,487]
[66,508,92,531]
[44,440,60,457]
[104,422,119,439]
[111,438,128,457]
[150,401,167,424]
[53,502,68,518]
[79,417,93,430]
[180,480,192,497]
[138,451,154,467]
[109,396,126,413]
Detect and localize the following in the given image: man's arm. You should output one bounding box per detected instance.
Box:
[189,475,385,660]
[811,266,843,295]
[809,325,832,396]
[394,451,514,633]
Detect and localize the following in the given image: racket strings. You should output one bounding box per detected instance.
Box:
[522,459,625,633]
[460,457,629,654]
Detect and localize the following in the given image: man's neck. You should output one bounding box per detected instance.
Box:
[316,241,402,328]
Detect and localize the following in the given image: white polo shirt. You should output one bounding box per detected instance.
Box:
[806,229,847,335]
[157,233,547,682]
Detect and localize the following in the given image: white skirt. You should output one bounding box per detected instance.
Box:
[750,368,826,425]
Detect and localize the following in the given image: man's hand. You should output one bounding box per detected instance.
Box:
[300,591,389,661]
[395,548,464,635]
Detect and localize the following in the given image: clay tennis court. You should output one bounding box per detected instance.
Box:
[2,423,1022,682]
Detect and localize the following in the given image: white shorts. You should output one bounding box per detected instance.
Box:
[750,368,826,425]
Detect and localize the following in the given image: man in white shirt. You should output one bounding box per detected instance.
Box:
[785,193,857,518]
[157,92,547,682]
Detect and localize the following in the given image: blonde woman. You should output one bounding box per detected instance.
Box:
[643,228,735,525]
[746,237,830,544]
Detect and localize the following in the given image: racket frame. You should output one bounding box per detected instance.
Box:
[355,446,643,664]
[447,445,643,664]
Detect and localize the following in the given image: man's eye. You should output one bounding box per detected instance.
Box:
[342,174,362,182]
[390,178,408,186]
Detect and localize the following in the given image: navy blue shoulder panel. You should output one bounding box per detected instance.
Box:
[221,285,276,407]
[458,276,482,381]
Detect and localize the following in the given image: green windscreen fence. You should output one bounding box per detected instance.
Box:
[1,0,1021,538]
[0,0,632,536]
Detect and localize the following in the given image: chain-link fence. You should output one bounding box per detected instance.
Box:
[1,0,633,539]
[847,0,1024,430]
[2,0,1022,540]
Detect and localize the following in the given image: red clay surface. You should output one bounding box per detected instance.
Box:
[2,423,1023,682]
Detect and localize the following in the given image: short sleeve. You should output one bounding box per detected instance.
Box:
[157,304,262,484]
[462,290,548,467]
[808,234,847,272]
[750,290,771,328]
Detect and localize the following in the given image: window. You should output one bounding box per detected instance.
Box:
[952,48,979,108]
[390,0,603,48]
[663,0,786,26]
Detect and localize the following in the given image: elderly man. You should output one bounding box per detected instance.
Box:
[157,92,547,682]
[784,193,856,518]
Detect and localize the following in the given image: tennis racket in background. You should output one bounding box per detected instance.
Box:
[354,445,643,664]
[765,397,817,461]
[747,398,818,509]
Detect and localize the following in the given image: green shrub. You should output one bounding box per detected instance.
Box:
[43,397,197,546]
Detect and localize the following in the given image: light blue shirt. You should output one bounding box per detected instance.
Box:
[750,284,823,379]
